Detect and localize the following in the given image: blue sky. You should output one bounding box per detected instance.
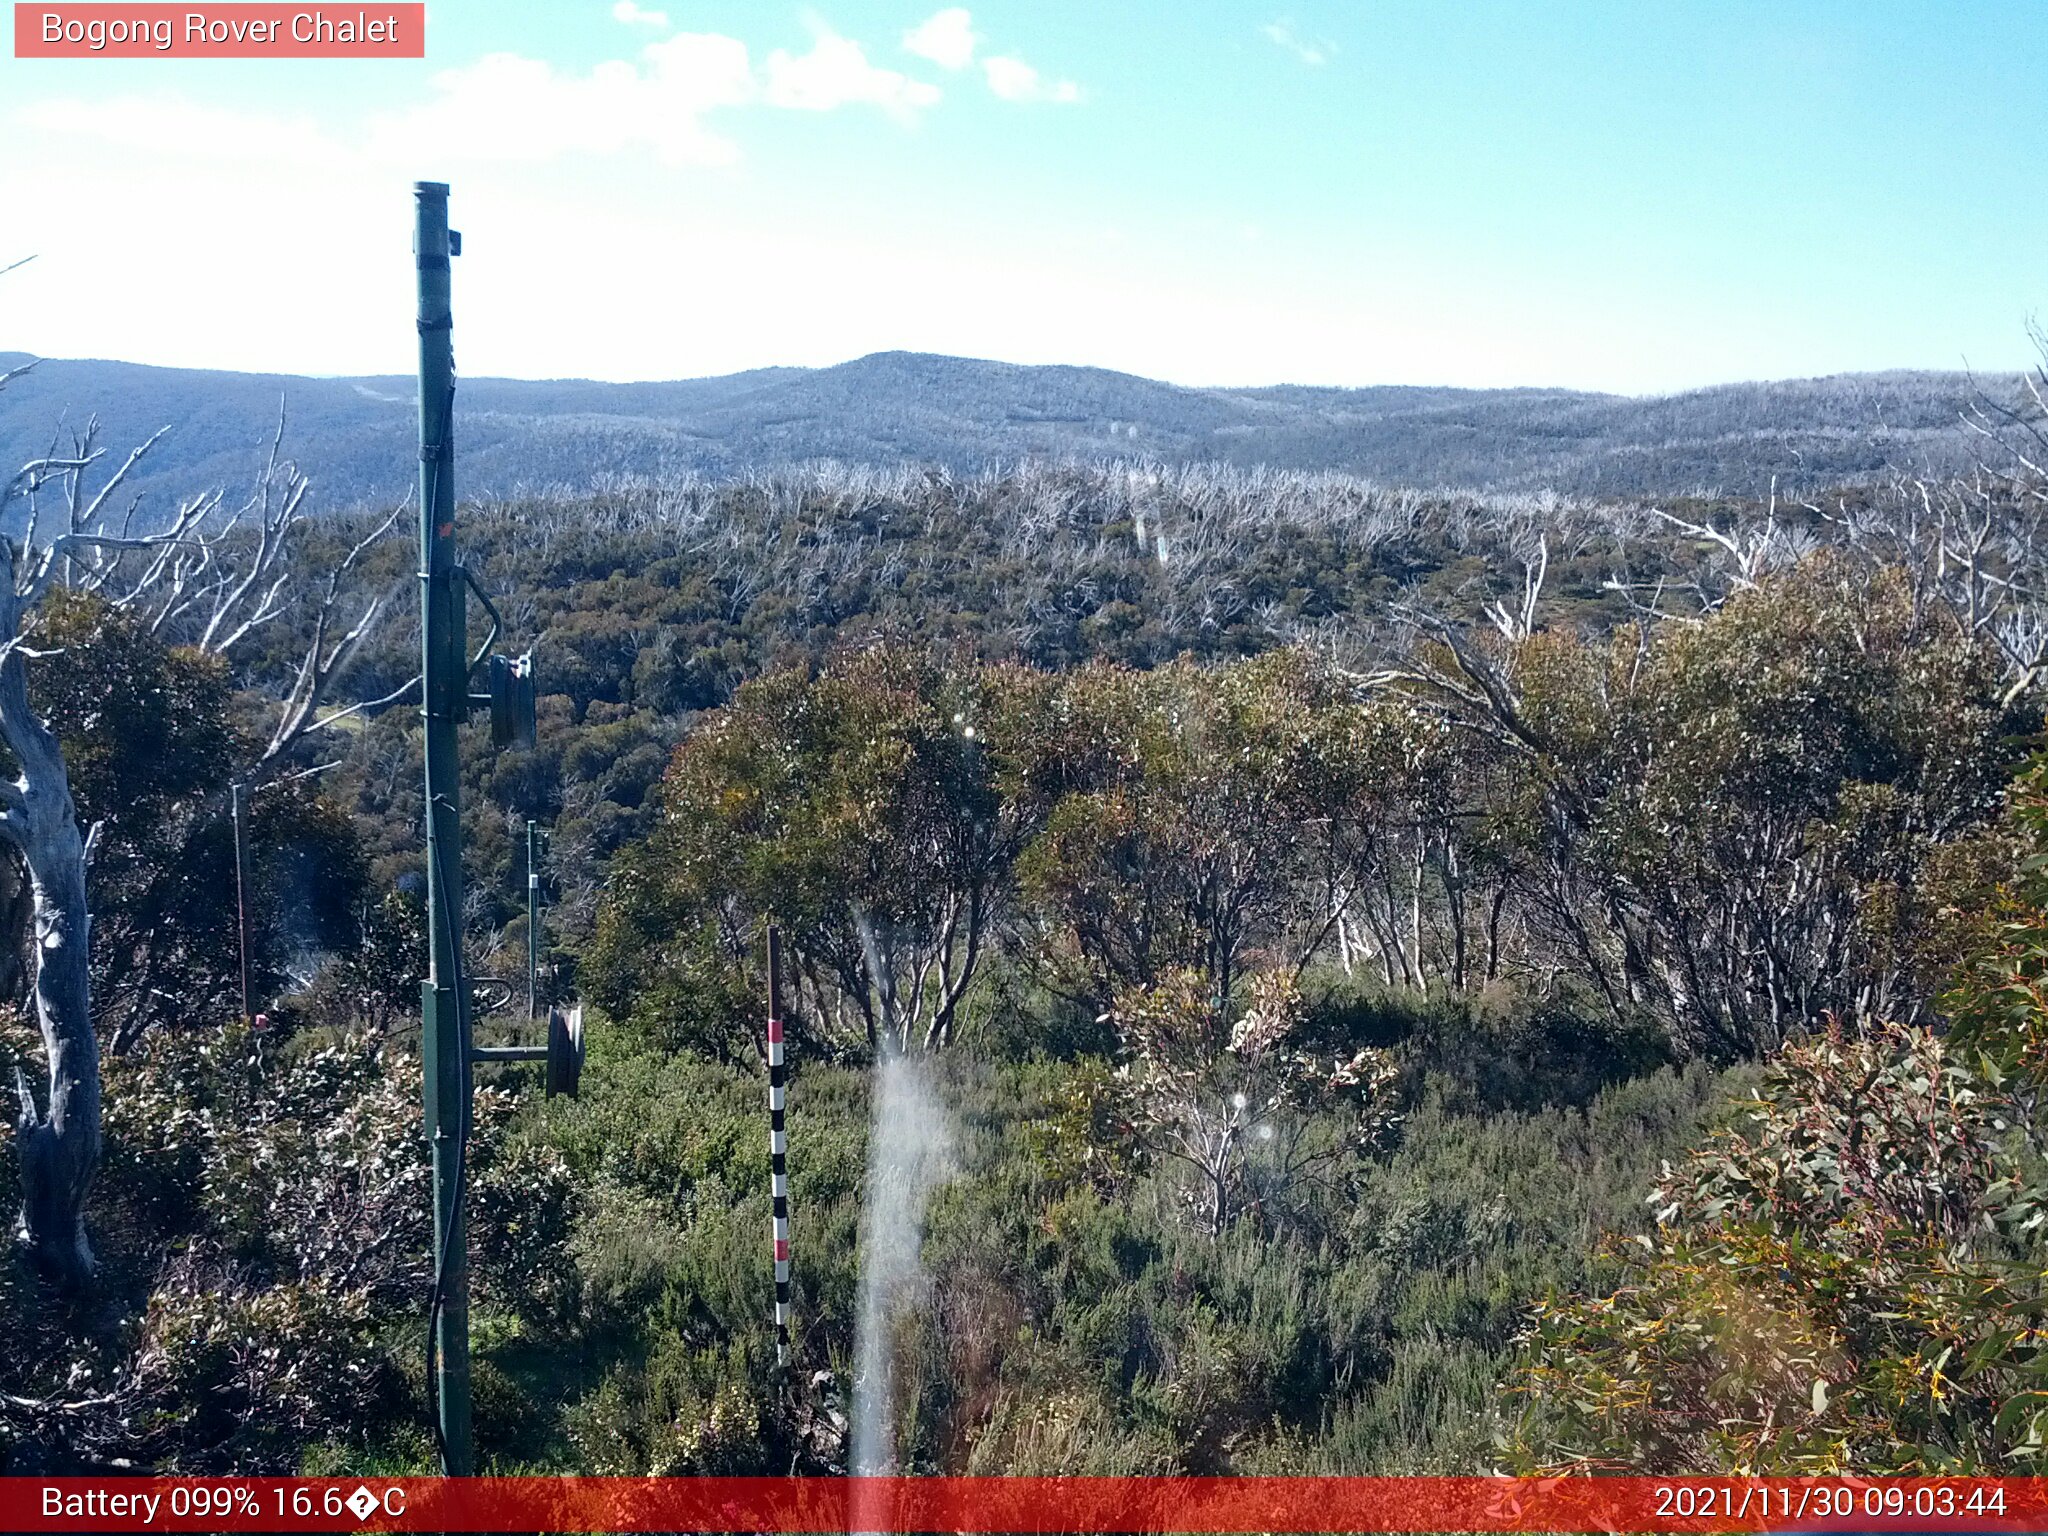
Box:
[2,1,2041,391]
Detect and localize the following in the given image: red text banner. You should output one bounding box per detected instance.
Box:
[14,5,425,58]
[5,1476,2048,1533]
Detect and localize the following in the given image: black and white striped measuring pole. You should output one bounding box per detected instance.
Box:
[766,924,791,1368]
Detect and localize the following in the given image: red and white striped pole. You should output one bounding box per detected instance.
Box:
[766,923,791,1369]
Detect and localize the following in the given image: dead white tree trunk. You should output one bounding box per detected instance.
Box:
[1,366,405,1285]
[0,545,97,1282]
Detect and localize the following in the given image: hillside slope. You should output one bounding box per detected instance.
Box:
[0,349,2015,515]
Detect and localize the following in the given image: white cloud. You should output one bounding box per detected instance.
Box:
[903,7,977,71]
[15,95,349,169]
[21,22,943,180]
[643,31,760,113]
[906,10,1082,105]
[17,14,958,180]
[366,22,941,166]
[376,39,756,165]
[611,1,669,28]
[1261,20,1332,66]
[21,56,758,173]
[982,54,1081,104]
[766,23,941,121]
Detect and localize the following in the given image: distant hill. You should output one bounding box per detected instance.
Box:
[0,349,2021,517]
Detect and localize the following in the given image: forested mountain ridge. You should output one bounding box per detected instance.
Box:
[0,348,2017,514]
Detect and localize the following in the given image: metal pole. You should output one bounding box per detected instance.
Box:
[230,780,251,1022]
[415,179,472,1477]
[526,818,539,1021]
[767,924,790,1369]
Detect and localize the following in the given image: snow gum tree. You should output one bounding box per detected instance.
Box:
[1,366,400,1286]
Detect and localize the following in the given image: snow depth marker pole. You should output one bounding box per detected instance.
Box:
[767,923,791,1369]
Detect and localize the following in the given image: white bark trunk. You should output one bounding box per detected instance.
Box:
[0,571,101,1286]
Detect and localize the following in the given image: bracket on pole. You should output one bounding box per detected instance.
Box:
[488,652,538,750]
[471,1004,582,1097]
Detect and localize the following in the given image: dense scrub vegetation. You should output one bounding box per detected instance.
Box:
[7,423,2048,1474]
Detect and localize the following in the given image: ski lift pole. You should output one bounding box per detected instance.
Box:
[415,179,473,1478]
[767,923,791,1369]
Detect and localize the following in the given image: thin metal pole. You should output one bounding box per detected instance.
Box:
[230,780,251,1022]
[767,924,790,1369]
[526,818,539,1021]
[415,179,472,1478]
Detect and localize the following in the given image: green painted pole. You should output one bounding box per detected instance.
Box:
[526,819,539,1021]
[415,179,472,1477]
